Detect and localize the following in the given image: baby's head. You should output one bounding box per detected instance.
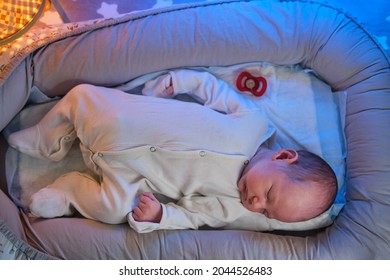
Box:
[238,148,337,222]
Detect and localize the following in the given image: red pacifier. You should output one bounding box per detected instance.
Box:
[236,71,267,97]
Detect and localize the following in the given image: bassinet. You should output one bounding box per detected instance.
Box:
[0,0,389,259]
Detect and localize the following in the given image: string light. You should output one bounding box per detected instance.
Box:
[0,0,48,45]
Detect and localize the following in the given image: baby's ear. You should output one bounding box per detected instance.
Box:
[272,149,298,164]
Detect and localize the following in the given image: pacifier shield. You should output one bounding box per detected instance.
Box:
[236,71,267,97]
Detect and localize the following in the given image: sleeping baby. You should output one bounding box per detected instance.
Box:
[7,69,337,233]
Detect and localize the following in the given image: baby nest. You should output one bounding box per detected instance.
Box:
[0,0,389,259]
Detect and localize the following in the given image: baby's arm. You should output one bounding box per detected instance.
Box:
[142,69,257,114]
[128,195,247,233]
[132,192,162,223]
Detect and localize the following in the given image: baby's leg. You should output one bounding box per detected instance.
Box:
[30,171,137,224]
[7,84,105,161]
[8,90,82,161]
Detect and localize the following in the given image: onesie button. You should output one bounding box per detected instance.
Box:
[199,151,206,157]
[244,160,250,165]
[150,146,157,152]
[98,153,103,157]
[64,136,71,141]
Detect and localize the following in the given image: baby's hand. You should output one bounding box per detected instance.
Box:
[163,81,174,96]
[132,192,162,223]
[142,73,174,97]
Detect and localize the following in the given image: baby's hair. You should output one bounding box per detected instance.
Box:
[281,150,338,214]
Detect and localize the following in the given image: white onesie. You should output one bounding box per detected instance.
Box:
[9,70,274,233]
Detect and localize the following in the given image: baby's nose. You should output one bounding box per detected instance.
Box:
[249,196,266,211]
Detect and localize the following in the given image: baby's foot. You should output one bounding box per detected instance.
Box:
[29,188,74,218]
[8,126,44,159]
[8,125,76,161]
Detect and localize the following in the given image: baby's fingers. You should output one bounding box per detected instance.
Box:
[132,206,143,221]
[142,192,158,202]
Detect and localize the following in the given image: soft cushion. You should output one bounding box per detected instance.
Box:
[0,0,388,259]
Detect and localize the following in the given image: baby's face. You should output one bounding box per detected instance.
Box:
[238,151,321,222]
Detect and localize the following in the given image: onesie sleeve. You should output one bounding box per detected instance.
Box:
[142,69,258,115]
[127,195,246,233]
[127,197,334,233]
